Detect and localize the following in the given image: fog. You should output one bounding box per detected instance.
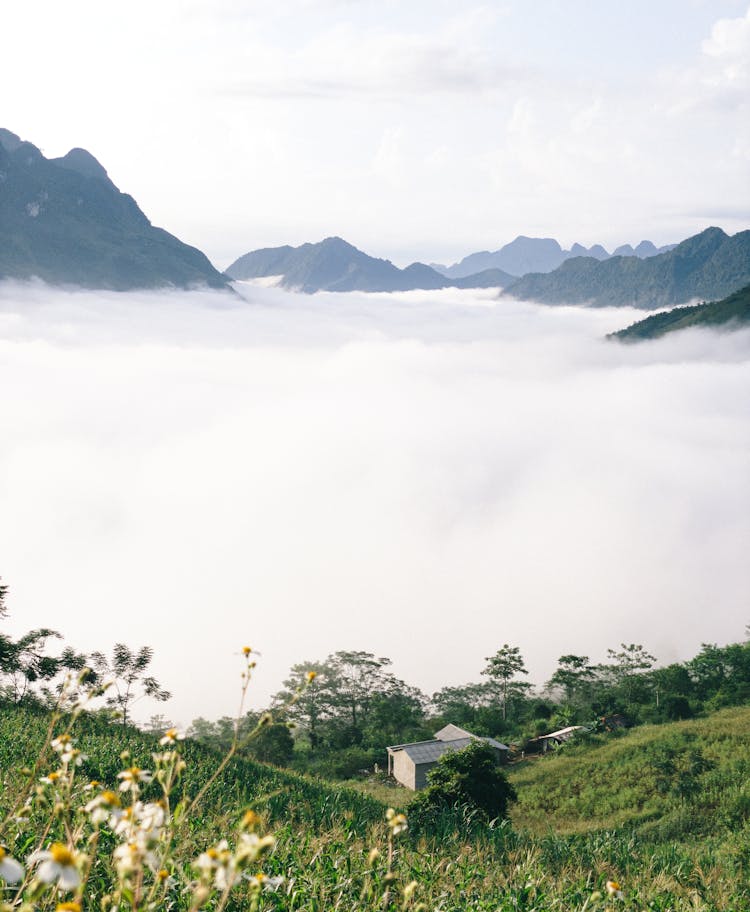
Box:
[1,280,748,725]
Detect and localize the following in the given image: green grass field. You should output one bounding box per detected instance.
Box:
[2,701,750,910]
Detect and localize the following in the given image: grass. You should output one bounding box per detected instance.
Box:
[507,705,750,839]
[2,698,750,910]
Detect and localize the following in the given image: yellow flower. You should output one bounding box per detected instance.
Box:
[28,843,81,892]
[606,880,624,899]
[306,671,317,682]
[56,903,81,912]
[240,809,261,830]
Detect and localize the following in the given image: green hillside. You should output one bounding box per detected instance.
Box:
[508,705,750,839]
[610,283,750,340]
[3,700,750,910]
[506,227,750,309]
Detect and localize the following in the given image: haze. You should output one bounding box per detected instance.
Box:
[1,281,748,724]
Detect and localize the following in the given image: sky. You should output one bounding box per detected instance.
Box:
[1,282,748,725]
[1,1,749,268]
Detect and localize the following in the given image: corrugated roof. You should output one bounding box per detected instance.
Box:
[434,723,474,742]
[400,738,474,764]
[390,736,509,764]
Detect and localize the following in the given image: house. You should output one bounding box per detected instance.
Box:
[386,724,509,790]
[524,724,585,755]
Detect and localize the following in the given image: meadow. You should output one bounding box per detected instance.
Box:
[2,679,750,911]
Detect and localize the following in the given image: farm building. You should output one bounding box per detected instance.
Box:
[524,725,585,755]
[386,724,509,790]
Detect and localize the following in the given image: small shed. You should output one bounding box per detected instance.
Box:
[386,724,509,790]
[525,724,585,755]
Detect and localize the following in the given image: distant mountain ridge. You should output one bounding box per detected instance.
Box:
[504,227,750,310]
[226,237,516,293]
[610,284,750,341]
[431,236,676,279]
[0,128,229,290]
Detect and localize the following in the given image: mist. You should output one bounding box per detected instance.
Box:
[1,279,748,725]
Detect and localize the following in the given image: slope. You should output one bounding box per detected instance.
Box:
[226,236,516,292]
[610,283,750,340]
[0,128,229,291]
[505,227,750,309]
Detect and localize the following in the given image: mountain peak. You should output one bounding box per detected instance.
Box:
[52,147,111,183]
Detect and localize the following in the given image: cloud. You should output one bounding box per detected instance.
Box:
[0,281,748,725]
[211,9,523,100]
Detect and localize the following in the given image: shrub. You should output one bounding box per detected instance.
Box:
[408,740,516,830]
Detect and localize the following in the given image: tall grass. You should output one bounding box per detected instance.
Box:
[2,677,750,909]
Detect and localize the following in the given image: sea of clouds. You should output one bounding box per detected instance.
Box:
[1,279,748,724]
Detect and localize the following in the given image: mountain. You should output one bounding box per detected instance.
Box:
[609,284,750,341]
[432,236,675,279]
[0,128,229,290]
[504,227,750,309]
[226,237,516,293]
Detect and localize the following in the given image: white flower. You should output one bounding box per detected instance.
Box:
[385,808,408,836]
[0,846,24,883]
[117,766,153,792]
[159,728,184,746]
[235,832,276,865]
[113,840,158,877]
[84,790,122,826]
[27,843,81,891]
[196,840,234,889]
[606,880,624,899]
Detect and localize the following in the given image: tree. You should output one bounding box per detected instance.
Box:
[246,724,295,766]
[90,644,171,725]
[272,661,335,749]
[0,628,63,702]
[547,654,595,706]
[409,740,516,829]
[482,644,530,721]
[0,578,7,618]
[606,643,656,704]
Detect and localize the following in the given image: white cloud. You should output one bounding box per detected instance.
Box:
[1,281,748,725]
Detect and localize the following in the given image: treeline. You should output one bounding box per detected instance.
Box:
[0,580,170,725]
[189,636,750,779]
[3,579,749,781]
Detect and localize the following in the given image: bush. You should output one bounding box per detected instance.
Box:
[408,740,516,831]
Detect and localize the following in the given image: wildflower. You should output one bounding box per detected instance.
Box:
[248,872,283,892]
[158,728,184,747]
[84,789,121,825]
[240,809,261,830]
[606,880,624,899]
[196,841,234,889]
[55,903,81,912]
[0,847,24,884]
[306,670,317,682]
[113,840,158,877]
[117,766,153,792]
[51,735,74,754]
[242,646,252,656]
[235,832,275,866]
[28,843,82,891]
[40,771,65,786]
[386,808,408,836]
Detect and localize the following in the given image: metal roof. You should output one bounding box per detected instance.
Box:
[399,737,475,764]
[387,735,509,765]
[434,723,474,742]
